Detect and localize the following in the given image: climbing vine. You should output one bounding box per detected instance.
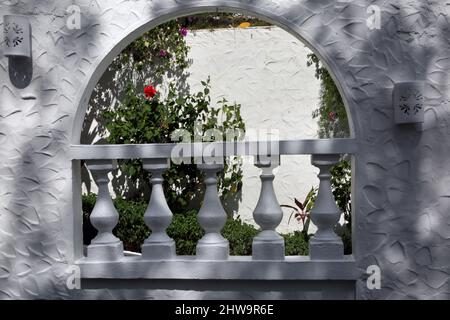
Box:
[306,53,352,253]
[306,53,350,139]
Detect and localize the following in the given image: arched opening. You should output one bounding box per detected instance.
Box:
[69,4,357,264]
[70,6,356,142]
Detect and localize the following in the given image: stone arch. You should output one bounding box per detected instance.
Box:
[70,1,357,144]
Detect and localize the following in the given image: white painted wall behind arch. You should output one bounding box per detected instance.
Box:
[185,26,321,233]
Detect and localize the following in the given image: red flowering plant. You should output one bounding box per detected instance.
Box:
[102,78,245,213]
[144,85,157,99]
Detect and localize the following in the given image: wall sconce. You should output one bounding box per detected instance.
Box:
[393,81,425,124]
[4,15,31,58]
[3,14,33,88]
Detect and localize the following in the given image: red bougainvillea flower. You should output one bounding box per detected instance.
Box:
[328,111,337,121]
[179,27,188,37]
[144,85,157,99]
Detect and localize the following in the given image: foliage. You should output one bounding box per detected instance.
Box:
[81,193,98,247]
[83,16,246,213]
[282,160,352,254]
[281,187,316,235]
[284,231,310,256]
[222,216,259,255]
[331,159,352,254]
[117,20,191,77]
[330,159,352,228]
[306,54,353,254]
[180,13,271,30]
[167,210,204,255]
[167,210,312,256]
[102,78,245,213]
[115,20,190,87]
[82,195,309,256]
[82,19,194,201]
[85,13,270,145]
[111,197,150,252]
[168,212,260,256]
[306,53,350,138]
[82,194,150,253]
[84,20,191,145]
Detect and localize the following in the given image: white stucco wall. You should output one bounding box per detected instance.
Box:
[185,27,320,233]
[1,0,449,301]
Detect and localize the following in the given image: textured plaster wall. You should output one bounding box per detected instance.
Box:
[0,0,449,300]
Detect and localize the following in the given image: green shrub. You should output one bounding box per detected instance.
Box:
[113,198,150,252]
[181,13,271,30]
[82,195,309,256]
[81,193,98,246]
[306,53,349,139]
[284,231,310,256]
[222,217,259,256]
[167,210,204,255]
[331,159,352,254]
[306,54,352,254]
[82,194,149,252]
[102,79,245,214]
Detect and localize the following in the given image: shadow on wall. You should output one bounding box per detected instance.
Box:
[342,1,450,299]
[0,10,107,298]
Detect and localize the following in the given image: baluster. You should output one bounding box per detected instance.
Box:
[86,160,123,260]
[252,156,285,260]
[309,154,344,260]
[196,163,229,260]
[141,159,175,259]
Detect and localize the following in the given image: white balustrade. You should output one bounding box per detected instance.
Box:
[76,142,357,287]
[79,142,351,264]
[309,154,344,260]
[141,159,176,260]
[196,163,229,260]
[252,156,285,260]
[86,160,123,260]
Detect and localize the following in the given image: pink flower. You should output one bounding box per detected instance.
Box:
[179,27,188,37]
[328,111,336,121]
[159,50,168,58]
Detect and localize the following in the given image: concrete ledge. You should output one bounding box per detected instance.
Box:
[70,139,357,160]
[79,280,356,299]
[77,255,358,281]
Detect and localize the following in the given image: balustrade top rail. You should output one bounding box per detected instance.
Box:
[70,138,357,160]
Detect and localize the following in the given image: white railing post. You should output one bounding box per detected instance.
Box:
[141,159,176,259]
[309,154,344,260]
[196,163,229,260]
[86,160,123,260]
[252,156,285,260]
